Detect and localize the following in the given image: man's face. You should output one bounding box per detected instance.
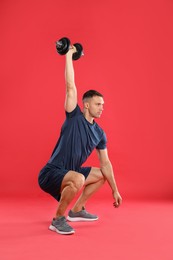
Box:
[86,96,104,118]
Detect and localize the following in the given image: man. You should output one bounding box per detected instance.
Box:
[38,46,122,235]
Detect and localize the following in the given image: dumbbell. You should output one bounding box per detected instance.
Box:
[55,37,84,60]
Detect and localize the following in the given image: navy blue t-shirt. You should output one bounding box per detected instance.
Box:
[48,105,107,175]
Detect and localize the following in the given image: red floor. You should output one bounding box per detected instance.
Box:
[1,196,173,260]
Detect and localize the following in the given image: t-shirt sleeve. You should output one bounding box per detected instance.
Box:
[96,132,107,150]
[65,105,81,118]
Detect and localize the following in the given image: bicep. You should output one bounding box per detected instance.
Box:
[64,87,77,112]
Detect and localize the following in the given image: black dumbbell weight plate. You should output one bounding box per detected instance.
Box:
[73,43,83,60]
[56,37,70,55]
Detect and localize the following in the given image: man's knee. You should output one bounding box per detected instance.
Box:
[71,174,85,191]
[61,172,85,193]
[85,167,106,185]
[99,170,106,184]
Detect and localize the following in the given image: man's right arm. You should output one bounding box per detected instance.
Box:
[64,46,77,112]
[97,148,122,207]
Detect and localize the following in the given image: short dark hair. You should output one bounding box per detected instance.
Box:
[82,90,103,101]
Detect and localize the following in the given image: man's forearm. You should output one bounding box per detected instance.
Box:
[101,161,119,193]
[65,51,75,89]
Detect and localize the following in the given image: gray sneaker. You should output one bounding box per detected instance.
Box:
[67,207,98,222]
[49,216,75,235]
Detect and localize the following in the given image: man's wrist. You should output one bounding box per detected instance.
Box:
[112,189,118,194]
[66,50,73,58]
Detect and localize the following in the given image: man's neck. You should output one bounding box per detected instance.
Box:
[83,110,94,124]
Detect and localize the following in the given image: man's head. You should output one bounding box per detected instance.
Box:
[82,90,104,119]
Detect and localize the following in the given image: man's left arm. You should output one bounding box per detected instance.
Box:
[97,148,122,207]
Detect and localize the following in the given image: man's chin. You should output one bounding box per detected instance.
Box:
[95,114,102,118]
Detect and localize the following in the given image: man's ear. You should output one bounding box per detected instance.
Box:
[84,102,89,109]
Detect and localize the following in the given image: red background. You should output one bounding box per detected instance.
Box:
[1,0,173,200]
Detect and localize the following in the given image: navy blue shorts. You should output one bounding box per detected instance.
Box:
[38,163,91,201]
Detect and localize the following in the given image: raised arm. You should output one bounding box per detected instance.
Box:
[64,46,77,112]
[97,149,122,207]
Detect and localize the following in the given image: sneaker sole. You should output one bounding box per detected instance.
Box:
[67,216,98,222]
[49,224,75,235]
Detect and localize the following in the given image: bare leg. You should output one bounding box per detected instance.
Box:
[55,171,85,218]
[71,168,106,212]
